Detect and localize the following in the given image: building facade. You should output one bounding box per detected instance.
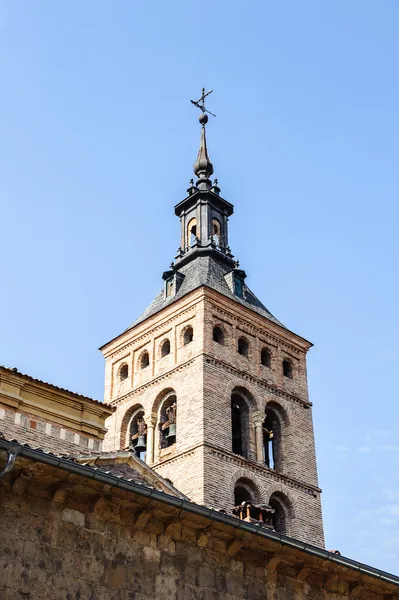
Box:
[0,366,113,454]
[101,109,324,547]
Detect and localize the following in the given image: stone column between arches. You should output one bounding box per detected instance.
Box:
[145,415,157,465]
[252,411,265,463]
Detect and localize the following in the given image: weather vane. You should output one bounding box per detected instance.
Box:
[190,88,216,117]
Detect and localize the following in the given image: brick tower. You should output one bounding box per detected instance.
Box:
[101,94,324,547]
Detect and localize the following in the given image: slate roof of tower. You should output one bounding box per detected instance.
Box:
[127,254,285,331]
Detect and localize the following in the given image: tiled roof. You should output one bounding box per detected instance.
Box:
[0,434,186,498]
[74,450,188,499]
[127,254,285,331]
[0,366,113,411]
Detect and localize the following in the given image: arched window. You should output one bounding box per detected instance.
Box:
[283,359,293,378]
[183,326,193,346]
[140,351,150,370]
[269,492,291,535]
[161,339,170,357]
[234,484,252,506]
[234,478,260,507]
[213,325,224,344]
[159,395,177,448]
[129,409,147,461]
[212,218,221,247]
[263,407,282,471]
[187,218,197,247]
[260,347,271,368]
[120,363,129,381]
[231,393,250,458]
[237,337,249,357]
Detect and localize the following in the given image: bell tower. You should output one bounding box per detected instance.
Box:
[101,91,325,548]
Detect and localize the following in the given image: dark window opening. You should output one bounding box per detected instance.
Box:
[234,485,252,506]
[166,278,174,297]
[161,339,170,357]
[234,277,244,298]
[140,351,150,370]
[183,326,193,345]
[160,397,177,448]
[263,408,282,471]
[130,410,147,461]
[269,494,289,535]
[263,413,275,469]
[213,326,224,344]
[190,225,197,246]
[231,394,249,458]
[238,337,249,357]
[261,348,271,368]
[283,359,293,378]
[120,364,129,381]
[212,219,221,247]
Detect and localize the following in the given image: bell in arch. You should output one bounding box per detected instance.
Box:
[134,435,147,453]
[166,423,176,439]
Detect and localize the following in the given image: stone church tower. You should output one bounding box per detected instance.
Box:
[101,104,324,548]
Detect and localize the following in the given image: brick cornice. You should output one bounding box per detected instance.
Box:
[203,355,312,408]
[153,442,321,497]
[205,444,321,496]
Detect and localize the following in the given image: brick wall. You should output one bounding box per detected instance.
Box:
[0,403,102,454]
[102,287,324,547]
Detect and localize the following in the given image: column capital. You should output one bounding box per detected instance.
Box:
[146,414,157,428]
[252,411,265,427]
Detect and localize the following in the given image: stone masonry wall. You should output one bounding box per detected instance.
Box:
[0,459,393,600]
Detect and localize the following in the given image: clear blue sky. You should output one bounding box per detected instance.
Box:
[1,1,398,574]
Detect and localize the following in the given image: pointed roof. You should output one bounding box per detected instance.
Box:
[193,113,214,182]
[126,254,284,331]
[74,450,189,499]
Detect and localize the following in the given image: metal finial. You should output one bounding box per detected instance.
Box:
[189,178,194,186]
[214,179,218,186]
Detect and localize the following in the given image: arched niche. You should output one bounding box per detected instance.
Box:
[128,407,147,460]
[120,403,146,450]
[269,491,294,536]
[234,477,261,506]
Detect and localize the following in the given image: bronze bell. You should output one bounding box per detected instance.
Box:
[134,435,147,453]
[166,423,176,439]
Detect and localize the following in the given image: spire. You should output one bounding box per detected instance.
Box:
[191,88,216,190]
[193,113,214,184]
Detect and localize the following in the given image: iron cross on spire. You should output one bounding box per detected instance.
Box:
[190,88,216,117]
